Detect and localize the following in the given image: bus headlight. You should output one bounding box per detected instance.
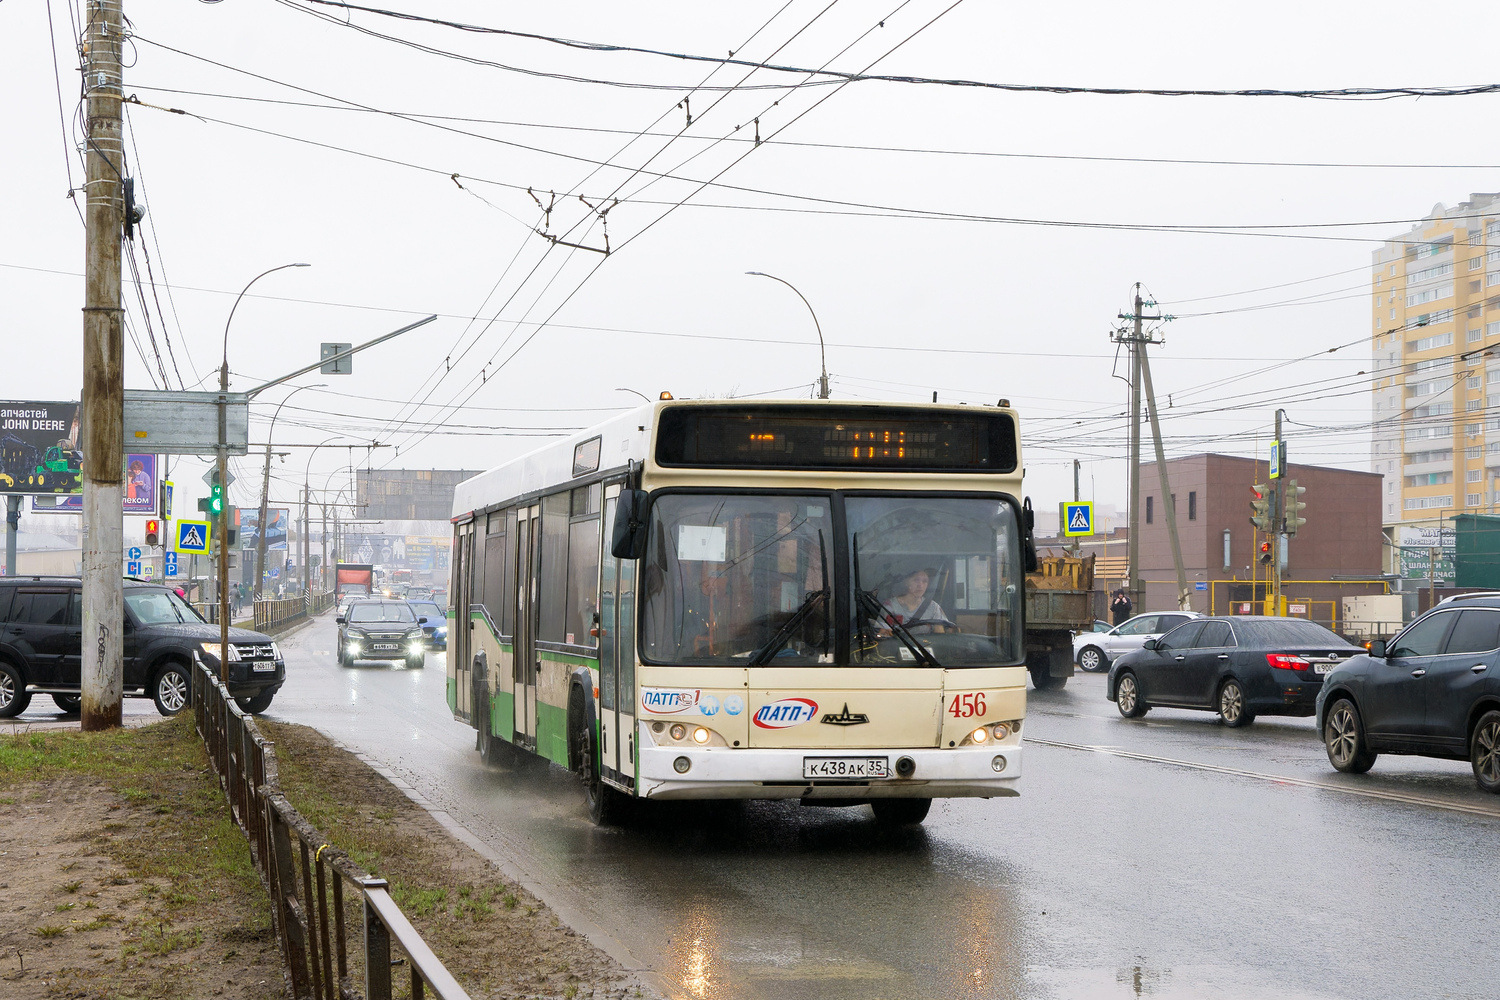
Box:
[692,727,711,745]
[970,726,989,744]
[669,724,687,741]
[673,756,692,774]
[991,754,1008,772]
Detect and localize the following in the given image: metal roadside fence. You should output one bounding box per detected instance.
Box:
[192,660,471,1000]
[253,591,336,633]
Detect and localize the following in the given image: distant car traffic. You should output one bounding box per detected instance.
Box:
[1108,616,1359,726]
[336,600,428,669]
[1317,596,1500,793]
[406,600,448,650]
[1074,611,1202,672]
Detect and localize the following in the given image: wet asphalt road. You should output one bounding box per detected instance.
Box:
[240,613,1500,1000]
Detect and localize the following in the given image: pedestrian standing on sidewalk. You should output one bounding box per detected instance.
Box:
[1110,589,1132,626]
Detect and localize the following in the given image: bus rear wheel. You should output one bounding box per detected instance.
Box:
[570,686,627,826]
[870,798,931,827]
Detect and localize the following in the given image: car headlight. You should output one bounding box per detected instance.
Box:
[199,642,241,662]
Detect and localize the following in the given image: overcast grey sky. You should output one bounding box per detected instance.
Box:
[6,1,1500,524]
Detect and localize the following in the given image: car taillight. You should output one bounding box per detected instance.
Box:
[1266,653,1310,671]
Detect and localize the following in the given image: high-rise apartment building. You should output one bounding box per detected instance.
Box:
[1371,193,1500,572]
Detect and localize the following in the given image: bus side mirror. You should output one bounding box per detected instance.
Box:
[612,489,649,560]
[1021,497,1038,573]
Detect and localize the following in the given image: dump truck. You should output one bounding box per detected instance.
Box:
[1024,552,1096,690]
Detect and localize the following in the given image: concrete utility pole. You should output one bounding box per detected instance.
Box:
[81,0,126,730]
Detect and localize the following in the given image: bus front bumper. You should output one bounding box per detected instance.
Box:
[635,741,1023,801]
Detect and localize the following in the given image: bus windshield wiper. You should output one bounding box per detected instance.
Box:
[852,533,940,667]
[751,530,829,667]
[750,590,827,666]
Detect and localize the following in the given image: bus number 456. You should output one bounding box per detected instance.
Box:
[948,692,986,718]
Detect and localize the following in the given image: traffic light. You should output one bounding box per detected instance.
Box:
[1249,483,1272,531]
[1258,540,1274,565]
[144,519,160,546]
[225,506,238,547]
[1284,479,1307,536]
[207,475,224,517]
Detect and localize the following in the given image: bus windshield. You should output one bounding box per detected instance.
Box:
[640,492,1023,667]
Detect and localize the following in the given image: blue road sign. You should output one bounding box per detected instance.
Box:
[164,551,178,566]
[165,564,178,578]
[127,560,141,576]
[1195,581,1208,591]
[176,519,211,554]
[128,546,142,560]
[1062,502,1094,537]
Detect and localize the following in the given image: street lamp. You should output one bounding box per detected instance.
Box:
[217,263,309,674]
[746,271,829,399]
[303,438,386,594]
[254,383,325,601]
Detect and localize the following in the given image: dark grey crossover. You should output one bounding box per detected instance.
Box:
[1317,595,1500,793]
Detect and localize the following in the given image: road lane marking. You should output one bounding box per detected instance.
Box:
[1027,737,1500,819]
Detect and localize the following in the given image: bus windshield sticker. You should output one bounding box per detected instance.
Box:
[723,695,744,716]
[698,695,720,716]
[641,688,700,714]
[677,525,727,561]
[753,697,819,729]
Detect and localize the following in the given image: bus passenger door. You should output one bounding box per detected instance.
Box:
[453,522,473,722]
[514,505,541,749]
[599,490,636,787]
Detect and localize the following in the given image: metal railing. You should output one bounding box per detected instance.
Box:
[192,660,471,1000]
[253,591,336,633]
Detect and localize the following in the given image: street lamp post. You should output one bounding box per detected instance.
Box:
[254,383,325,601]
[746,271,830,399]
[218,263,309,675]
[302,439,386,596]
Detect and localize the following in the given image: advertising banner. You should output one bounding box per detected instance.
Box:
[0,401,81,494]
[29,453,158,514]
[1397,525,1455,583]
[238,508,290,550]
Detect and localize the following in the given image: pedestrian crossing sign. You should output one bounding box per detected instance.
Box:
[176,518,212,554]
[1062,502,1094,537]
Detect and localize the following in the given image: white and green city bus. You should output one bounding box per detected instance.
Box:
[447,398,1037,825]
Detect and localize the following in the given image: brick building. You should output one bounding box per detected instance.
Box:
[1135,454,1385,625]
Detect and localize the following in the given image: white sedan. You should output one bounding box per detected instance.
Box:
[1074,611,1203,672]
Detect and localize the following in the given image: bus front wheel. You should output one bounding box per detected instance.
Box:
[570,686,628,826]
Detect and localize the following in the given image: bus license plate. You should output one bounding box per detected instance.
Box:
[803,757,889,780]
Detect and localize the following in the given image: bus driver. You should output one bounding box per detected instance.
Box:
[880,568,953,634]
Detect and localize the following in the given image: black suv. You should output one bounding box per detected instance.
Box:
[1317,594,1500,793]
[0,577,286,718]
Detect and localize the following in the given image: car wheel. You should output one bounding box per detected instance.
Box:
[1116,671,1149,718]
[1078,646,1107,672]
[1324,698,1377,774]
[870,798,932,826]
[570,686,626,825]
[1217,678,1255,727]
[235,690,276,714]
[51,693,82,716]
[0,662,32,718]
[1471,710,1500,794]
[152,661,192,716]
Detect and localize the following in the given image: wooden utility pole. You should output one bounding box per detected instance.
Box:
[81,0,126,730]
[1117,286,1162,613]
[1139,344,1191,610]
